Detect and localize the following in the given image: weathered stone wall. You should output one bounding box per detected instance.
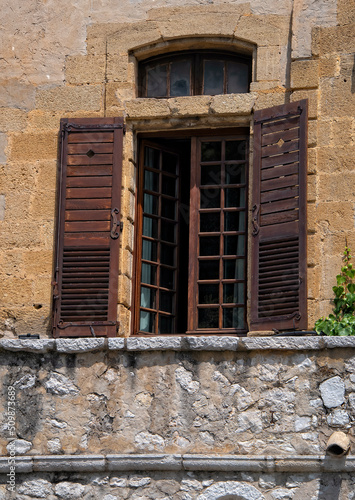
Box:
[1,338,355,498]
[0,0,354,337]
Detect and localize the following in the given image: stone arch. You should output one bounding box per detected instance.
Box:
[197,481,265,500]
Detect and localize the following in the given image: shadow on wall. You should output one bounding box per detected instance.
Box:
[318,473,342,500]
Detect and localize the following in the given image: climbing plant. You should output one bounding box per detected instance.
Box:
[315,246,355,336]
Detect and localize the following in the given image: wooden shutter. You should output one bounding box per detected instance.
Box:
[53,117,124,337]
[250,100,308,331]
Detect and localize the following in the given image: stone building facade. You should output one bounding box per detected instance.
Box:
[0,0,354,498]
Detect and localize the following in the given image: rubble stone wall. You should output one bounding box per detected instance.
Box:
[0,338,355,498]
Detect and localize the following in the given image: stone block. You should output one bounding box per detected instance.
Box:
[8,132,57,161]
[65,55,106,85]
[169,96,211,117]
[158,11,238,39]
[307,174,316,203]
[0,133,7,164]
[108,338,125,350]
[316,202,354,232]
[307,266,320,300]
[0,339,54,353]
[235,15,289,46]
[36,85,103,112]
[318,146,355,173]
[107,21,162,54]
[185,337,238,351]
[318,172,355,203]
[256,46,283,81]
[240,337,322,350]
[291,89,318,119]
[307,147,317,174]
[291,60,319,89]
[319,55,340,78]
[120,248,133,279]
[332,118,353,147]
[29,189,56,220]
[0,108,27,132]
[0,79,36,110]
[0,221,43,249]
[117,304,130,336]
[318,23,355,56]
[210,93,256,115]
[118,274,132,308]
[253,89,288,110]
[56,339,105,353]
[0,276,33,306]
[319,74,355,117]
[106,54,130,83]
[149,3,250,21]
[337,0,355,25]
[125,98,170,119]
[126,337,182,351]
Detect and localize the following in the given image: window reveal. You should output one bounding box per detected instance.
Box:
[135,135,248,335]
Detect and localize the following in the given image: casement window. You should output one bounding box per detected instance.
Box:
[138,50,252,98]
[53,100,308,337]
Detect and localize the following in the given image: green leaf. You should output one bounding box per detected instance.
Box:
[348,283,355,293]
[336,275,346,285]
[333,286,344,297]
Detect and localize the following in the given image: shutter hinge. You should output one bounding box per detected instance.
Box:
[111,208,122,239]
[252,204,260,236]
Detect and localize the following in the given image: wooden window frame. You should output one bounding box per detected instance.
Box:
[138,50,252,98]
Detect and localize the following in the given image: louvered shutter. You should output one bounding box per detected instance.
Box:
[251,100,308,331]
[53,118,124,337]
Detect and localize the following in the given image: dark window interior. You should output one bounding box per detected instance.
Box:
[139,50,252,98]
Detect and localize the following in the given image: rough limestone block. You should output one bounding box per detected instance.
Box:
[0,108,27,132]
[186,336,238,351]
[65,55,106,85]
[106,21,162,54]
[0,195,5,221]
[7,439,32,455]
[8,132,57,161]
[318,24,355,56]
[291,89,318,119]
[107,338,125,350]
[241,337,322,350]
[0,79,36,110]
[319,376,345,408]
[126,337,182,351]
[291,60,319,89]
[36,85,103,112]
[210,93,256,115]
[168,96,211,116]
[235,15,288,46]
[125,98,170,119]
[326,409,350,427]
[18,479,53,498]
[197,481,265,500]
[0,133,7,164]
[56,339,105,353]
[0,339,54,353]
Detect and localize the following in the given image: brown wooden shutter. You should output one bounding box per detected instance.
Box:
[250,100,308,331]
[53,117,124,337]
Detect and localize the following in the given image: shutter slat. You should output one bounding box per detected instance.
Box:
[53,118,123,337]
[251,100,307,331]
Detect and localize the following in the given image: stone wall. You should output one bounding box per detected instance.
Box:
[0,0,354,337]
[0,338,355,498]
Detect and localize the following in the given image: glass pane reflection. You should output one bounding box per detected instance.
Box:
[227,62,249,94]
[170,60,191,96]
[223,307,245,329]
[147,64,168,97]
[203,60,224,95]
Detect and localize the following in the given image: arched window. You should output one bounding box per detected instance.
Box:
[138,50,252,98]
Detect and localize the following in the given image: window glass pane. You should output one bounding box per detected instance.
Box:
[201,165,221,185]
[201,142,221,162]
[160,291,174,313]
[224,211,245,232]
[224,235,245,255]
[159,315,174,333]
[223,283,244,303]
[227,62,249,94]
[170,60,191,96]
[225,140,247,161]
[143,216,158,238]
[203,60,224,95]
[200,188,220,209]
[143,193,158,215]
[223,307,245,329]
[161,220,176,243]
[198,308,219,328]
[160,267,175,289]
[145,147,160,169]
[147,64,168,97]
[200,212,220,232]
[225,187,245,208]
[162,152,177,174]
[225,164,246,184]
[142,239,157,262]
[140,310,155,332]
[162,175,176,197]
[161,198,176,220]
[199,236,220,256]
[199,284,219,304]
[141,263,157,285]
[199,260,219,280]
[144,170,159,191]
[141,286,156,309]
[223,259,245,280]
[161,243,175,266]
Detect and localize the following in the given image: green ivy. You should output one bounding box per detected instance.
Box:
[315,246,355,336]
